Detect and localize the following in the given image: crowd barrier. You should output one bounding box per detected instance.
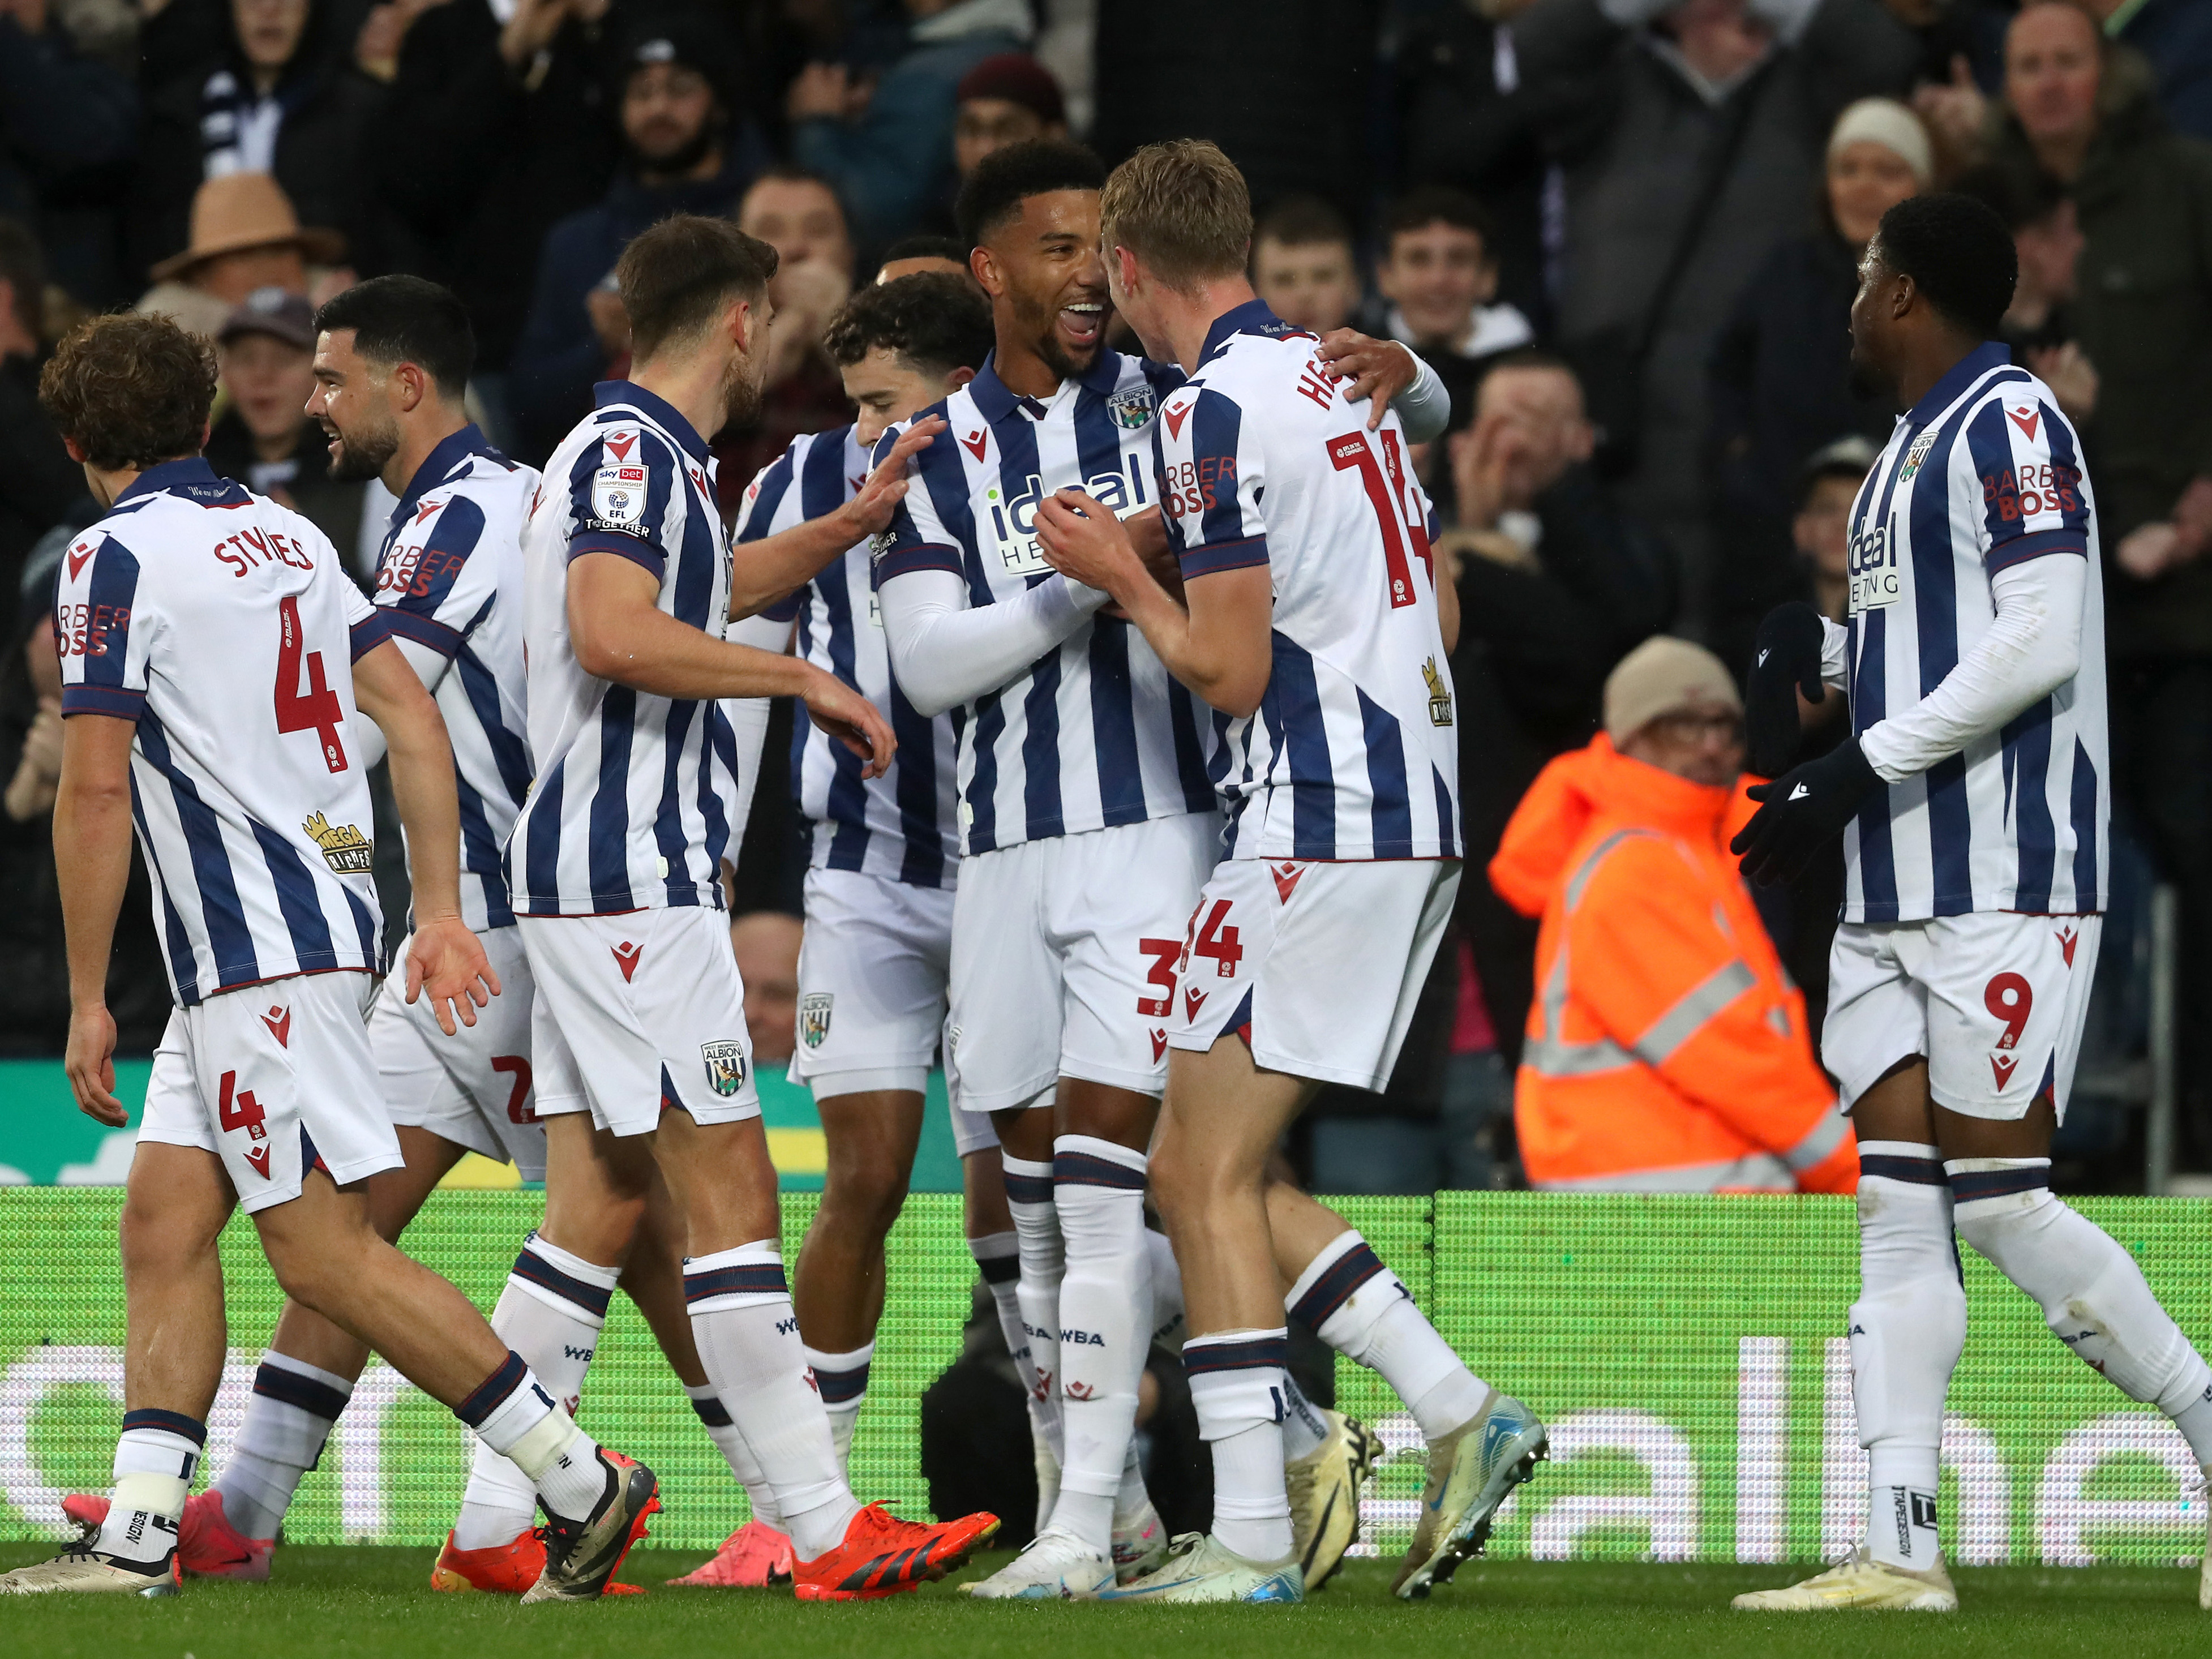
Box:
[3,1189,2208,1564]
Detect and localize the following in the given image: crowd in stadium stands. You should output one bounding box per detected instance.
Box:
[0,0,2209,1191]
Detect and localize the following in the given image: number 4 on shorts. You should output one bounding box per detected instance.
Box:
[1191,899,1242,978]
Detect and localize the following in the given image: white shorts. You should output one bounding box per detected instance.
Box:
[1824,912,2102,1122]
[520,906,761,1137]
[788,866,995,1158]
[136,971,400,1214]
[372,926,546,1181]
[947,814,1222,1113]
[1169,858,1460,1094]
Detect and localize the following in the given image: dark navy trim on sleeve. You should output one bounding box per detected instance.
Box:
[1985,528,2087,575]
[874,542,965,583]
[567,531,669,577]
[61,684,145,718]
[380,606,465,658]
[760,590,804,623]
[348,610,395,660]
[1180,534,1270,579]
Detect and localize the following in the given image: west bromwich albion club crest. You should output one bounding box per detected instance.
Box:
[701,1041,748,1096]
[1107,384,1155,430]
[1897,430,1938,482]
[799,992,833,1049]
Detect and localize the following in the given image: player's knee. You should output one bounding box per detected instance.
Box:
[119,1193,221,1279]
[822,1146,912,1233]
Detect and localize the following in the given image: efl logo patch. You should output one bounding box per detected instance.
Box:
[1108,384,1156,430]
[701,1040,748,1097]
[799,992,833,1050]
[590,465,647,528]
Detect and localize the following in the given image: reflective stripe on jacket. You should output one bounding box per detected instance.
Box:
[1489,735,1856,1194]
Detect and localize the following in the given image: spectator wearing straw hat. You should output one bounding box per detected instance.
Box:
[133,171,345,340]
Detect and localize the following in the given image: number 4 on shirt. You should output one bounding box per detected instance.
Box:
[275,594,348,774]
[1328,428,1433,610]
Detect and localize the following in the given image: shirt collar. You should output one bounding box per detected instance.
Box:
[1199,298,1303,366]
[966,348,1126,426]
[594,379,711,465]
[1905,340,2014,430]
[391,423,496,526]
[115,456,221,504]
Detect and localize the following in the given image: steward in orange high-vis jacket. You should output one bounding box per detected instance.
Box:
[1489,638,1857,1194]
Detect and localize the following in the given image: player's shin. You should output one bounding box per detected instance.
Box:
[455,1234,618,1547]
[801,1341,873,1467]
[95,1411,205,1567]
[1850,1143,1965,1571]
[682,1240,860,1559]
[686,1385,782,1529]
[1948,1157,2212,1469]
[454,1352,607,1524]
[1184,1331,1294,1563]
[1288,1229,1488,1439]
[216,1353,353,1541]
[1004,1152,1066,1463]
[1051,1136,1154,1553]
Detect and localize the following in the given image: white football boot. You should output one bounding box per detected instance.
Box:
[1731,1546,1957,1611]
[1393,1391,1549,1598]
[1096,1532,1303,1604]
[962,1525,1114,1600]
[1288,1409,1383,1592]
[1112,1490,1169,1583]
[0,1539,178,1597]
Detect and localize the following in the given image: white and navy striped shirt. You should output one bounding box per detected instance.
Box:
[873,350,1218,855]
[1843,341,2107,921]
[372,425,535,932]
[1160,301,1461,863]
[56,459,392,1004]
[738,427,961,889]
[508,381,740,917]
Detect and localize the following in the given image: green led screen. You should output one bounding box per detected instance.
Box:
[3,1190,2207,1566]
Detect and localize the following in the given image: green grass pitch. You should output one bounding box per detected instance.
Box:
[1,1545,2205,1658]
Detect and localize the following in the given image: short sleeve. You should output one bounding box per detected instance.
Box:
[343,578,395,661]
[1157,385,1268,578]
[56,533,149,719]
[373,492,495,659]
[733,443,801,547]
[1962,391,2089,575]
[564,423,675,577]
[869,423,964,586]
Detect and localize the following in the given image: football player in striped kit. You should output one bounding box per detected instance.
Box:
[1731,194,2212,1613]
[1030,140,1546,1606]
[873,140,1455,1599]
[505,215,997,1601]
[4,311,655,1602]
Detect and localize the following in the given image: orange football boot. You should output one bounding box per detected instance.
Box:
[792,1503,1000,1602]
[667,1520,795,1588]
[431,1516,654,1596]
[62,1489,273,1581]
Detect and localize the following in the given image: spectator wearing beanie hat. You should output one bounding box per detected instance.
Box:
[952,52,1068,178]
[1489,636,1855,1196]
[1709,95,1932,689]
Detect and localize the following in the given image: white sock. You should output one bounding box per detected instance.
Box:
[1289,1230,1487,1440]
[455,1234,616,1548]
[971,1229,1036,1388]
[1004,1154,1065,1464]
[1851,1142,1961,1570]
[1280,1371,1328,1463]
[686,1383,782,1531]
[1049,1135,1152,1555]
[455,1353,606,1524]
[1950,1158,2212,1423]
[216,1352,353,1541]
[96,1410,203,1564]
[1113,1441,1150,1527]
[803,1341,873,1469]
[684,1241,859,1560]
[1186,1330,1291,1563]
[1146,1227,1186,1351]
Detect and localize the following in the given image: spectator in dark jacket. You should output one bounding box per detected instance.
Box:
[1439,351,1675,1066]
[371,0,629,377]
[0,221,89,643]
[127,0,387,289]
[1513,0,1918,620]
[1707,95,1927,677]
[506,9,764,461]
[2105,0,2212,142]
[204,287,367,561]
[788,0,1031,252]
[0,0,140,308]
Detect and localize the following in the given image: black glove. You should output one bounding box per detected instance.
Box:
[1730,736,1881,887]
[1746,601,1829,778]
